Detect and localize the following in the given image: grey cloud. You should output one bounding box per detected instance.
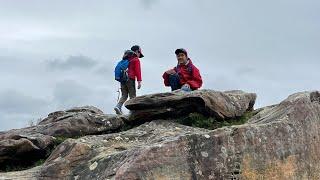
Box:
[0,90,50,114]
[52,80,93,108]
[51,79,115,111]
[94,64,115,79]
[0,114,35,131]
[140,0,159,9]
[47,55,97,71]
[235,67,256,76]
[0,90,50,131]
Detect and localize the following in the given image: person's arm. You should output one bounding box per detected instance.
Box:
[133,59,142,89]
[186,65,203,90]
[163,72,170,86]
[163,68,176,86]
[135,59,142,82]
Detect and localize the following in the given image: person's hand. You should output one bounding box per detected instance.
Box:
[137,81,142,89]
[165,69,176,75]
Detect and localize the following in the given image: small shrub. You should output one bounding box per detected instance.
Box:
[176,111,256,130]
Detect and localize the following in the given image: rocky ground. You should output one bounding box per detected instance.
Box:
[1,89,320,179]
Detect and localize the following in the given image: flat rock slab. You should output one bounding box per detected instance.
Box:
[125,89,257,121]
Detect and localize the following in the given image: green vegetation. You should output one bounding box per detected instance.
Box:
[176,111,256,130]
[119,123,135,132]
[53,136,73,146]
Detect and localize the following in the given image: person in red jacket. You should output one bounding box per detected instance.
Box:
[163,48,202,91]
[114,45,144,115]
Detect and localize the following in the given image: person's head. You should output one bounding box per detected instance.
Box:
[175,48,188,64]
[122,50,135,60]
[131,45,144,58]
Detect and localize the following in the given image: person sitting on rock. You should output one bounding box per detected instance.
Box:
[163,48,203,91]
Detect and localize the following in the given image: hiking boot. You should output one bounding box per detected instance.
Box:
[114,106,123,115]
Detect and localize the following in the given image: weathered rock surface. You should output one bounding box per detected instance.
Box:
[1,90,320,179]
[125,89,257,122]
[1,120,211,179]
[0,106,125,170]
[36,106,125,137]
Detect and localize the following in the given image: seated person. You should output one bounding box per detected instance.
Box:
[163,48,203,91]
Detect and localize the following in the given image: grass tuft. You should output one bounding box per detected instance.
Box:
[176,111,256,130]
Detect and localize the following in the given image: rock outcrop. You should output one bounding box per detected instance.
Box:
[0,106,126,171]
[1,90,320,179]
[125,90,256,122]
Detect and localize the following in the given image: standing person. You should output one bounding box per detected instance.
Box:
[114,45,144,115]
[163,48,202,91]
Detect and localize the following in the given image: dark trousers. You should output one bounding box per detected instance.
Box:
[169,74,181,91]
[117,79,136,108]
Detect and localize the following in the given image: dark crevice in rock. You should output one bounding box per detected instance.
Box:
[1,139,55,172]
[115,119,145,133]
[0,151,45,172]
[118,104,211,134]
[128,97,208,122]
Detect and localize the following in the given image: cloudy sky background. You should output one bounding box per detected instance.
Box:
[0,0,319,131]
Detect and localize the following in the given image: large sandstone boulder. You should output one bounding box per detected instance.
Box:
[36,106,125,137]
[1,91,320,179]
[0,106,125,171]
[125,89,257,122]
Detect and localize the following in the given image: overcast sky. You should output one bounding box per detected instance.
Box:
[0,0,319,131]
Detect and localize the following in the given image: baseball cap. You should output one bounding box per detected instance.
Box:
[131,45,144,58]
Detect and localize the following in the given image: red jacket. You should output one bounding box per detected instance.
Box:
[163,59,202,90]
[128,56,142,81]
